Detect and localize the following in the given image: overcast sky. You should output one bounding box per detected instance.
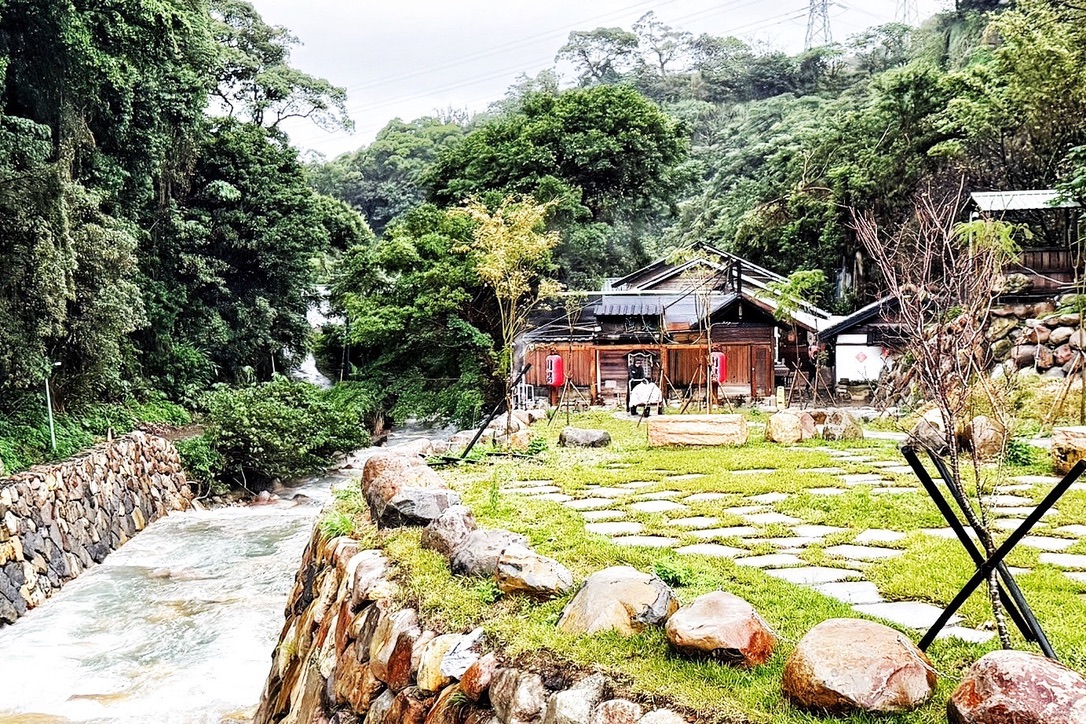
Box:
[250,0,950,159]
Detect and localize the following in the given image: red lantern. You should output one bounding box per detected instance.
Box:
[710,351,728,383]
[545,354,565,387]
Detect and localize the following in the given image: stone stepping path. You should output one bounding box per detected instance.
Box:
[737,553,803,568]
[683,492,731,503]
[584,487,633,498]
[759,537,825,549]
[742,511,802,526]
[767,566,862,585]
[1018,536,1075,551]
[629,500,687,514]
[825,544,904,561]
[536,493,573,503]
[725,505,769,516]
[747,492,789,505]
[799,467,847,474]
[853,601,961,630]
[983,494,1034,507]
[792,525,845,538]
[611,535,677,548]
[667,516,720,529]
[993,518,1048,531]
[581,510,626,521]
[690,526,760,539]
[815,581,884,605]
[586,522,643,536]
[855,529,906,544]
[1057,525,1086,537]
[937,627,995,644]
[992,506,1057,518]
[565,498,616,511]
[619,481,657,490]
[675,543,745,558]
[635,490,682,500]
[1039,553,1086,569]
[840,473,888,485]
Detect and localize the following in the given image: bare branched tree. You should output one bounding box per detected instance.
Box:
[853,182,1020,647]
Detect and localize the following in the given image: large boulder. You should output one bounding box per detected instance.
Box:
[542,674,606,724]
[461,652,499,703]
[909,409,947,454]
[1053,426,1086,475]
[764,411,815,444]
[1051,326,1076,346]
[362,454,461,528]
[416,633,462,693]
[559,427,612,448]
[495,544,575,600]
[421,506,478,559]
[664,591,776,667]
[647,414,748,447]
[822,409,863,441]
[370,608,420,684]
[451,529,528,578]
[782,618,937,714]
[962,416,1006,461]
[557,566,679,637]
[947,650,1086,724]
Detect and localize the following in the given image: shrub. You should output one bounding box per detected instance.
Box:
[202,378,369,488]
[175,435,227,495]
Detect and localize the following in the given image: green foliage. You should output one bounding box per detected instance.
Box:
[1004,438,1040,468]
[175,435,227,495]
[202,378,368,487]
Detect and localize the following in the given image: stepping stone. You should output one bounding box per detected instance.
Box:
[747,492,789,505]
[666,474,706,481]
[1039,553,1086,569]
[938,627,997,644]
[853,601,962,629]
[815,581,884,605]
[736,553,803,568]
[629,500,687,515]
[881,465,917,475]
[581,510,626,521]
[1011,475,1061,485]
[799,467,847,474]
[742,512,802,526]
[725,506,769,516]
[995,484,1035,494]
[675,543,745,558]
[690,526,760,539]
[993,518,1047,531]
[667,516,720,529]
[808,487,846,496]
[792,525,846,539]
[565,498,615,511]
[510,485,561,495]
[855,529,907,545]
[610,535,678,548]
[759,537,823,549]
[840,473,886,485]
[586,522,643,536]
[766,566,862,585]
[1064,571,1086,583]
[683,492,732,503]
[536,493,573,503]
[825,544,903,561]
[618,481,657,490]
[992,507,1057,518]
[1056,525,1086,537]
[983,494,1034,507]
[508,479,553,488]
[1018,536,1076,551]
[584,487,631,498]
[732,469,776,476]
[635,490,682,500]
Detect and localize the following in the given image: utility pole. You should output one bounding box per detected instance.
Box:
[895,0,920,25]
[805,0,832,50]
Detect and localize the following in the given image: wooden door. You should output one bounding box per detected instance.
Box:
[752,345,772,397]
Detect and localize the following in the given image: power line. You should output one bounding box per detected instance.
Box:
[805,0,833,49]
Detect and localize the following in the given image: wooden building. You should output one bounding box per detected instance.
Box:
[521,244,832,406]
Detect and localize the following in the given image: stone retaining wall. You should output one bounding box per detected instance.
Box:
[0,432,192,625]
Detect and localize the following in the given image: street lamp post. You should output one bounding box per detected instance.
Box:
[45,361,60,452]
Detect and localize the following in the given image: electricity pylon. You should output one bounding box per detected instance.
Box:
[896,0,921,25]
[805,0,832,50]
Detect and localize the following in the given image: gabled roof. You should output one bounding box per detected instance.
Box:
[610,242,786,292]
[818,296,899,340]
[971,190,1079,212]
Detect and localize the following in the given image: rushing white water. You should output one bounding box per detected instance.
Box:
[0,474,340,724]
[0,421,453,723]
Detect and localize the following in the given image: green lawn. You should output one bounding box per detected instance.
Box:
[340,411,1086,724]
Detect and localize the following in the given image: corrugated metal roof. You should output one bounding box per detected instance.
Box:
[971,190,1079,212]
[595,298,664,317]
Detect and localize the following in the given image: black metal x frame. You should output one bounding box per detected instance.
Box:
[901,444,1085,659]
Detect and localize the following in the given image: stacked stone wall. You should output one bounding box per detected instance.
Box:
[0,432,192,625]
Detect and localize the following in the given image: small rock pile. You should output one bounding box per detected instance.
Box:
[446,409,547,452]
[763,408,863,443]
[985,299,1083,379]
